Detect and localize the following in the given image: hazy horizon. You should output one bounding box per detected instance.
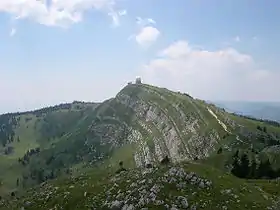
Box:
[1,88,280,115]
[1,1,280,113]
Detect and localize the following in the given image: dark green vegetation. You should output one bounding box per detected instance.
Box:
[1,83,280,209]
[0,101,99,194]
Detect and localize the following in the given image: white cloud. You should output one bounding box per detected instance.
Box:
[141,40,279,101]
[135,26,160,47]
[108,9,127,27]
[9,28,16,36]
[0,0,126,28]
[132,17,160,47]
[252,36,258,41]
[118,10,127,16]
[136,17,156,26]
[234,36,240,42]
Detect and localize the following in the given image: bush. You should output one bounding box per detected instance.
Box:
[160,156,170,165]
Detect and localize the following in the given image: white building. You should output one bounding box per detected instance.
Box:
[135,77,142,84]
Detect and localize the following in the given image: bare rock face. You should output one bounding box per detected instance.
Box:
[60,83,272,170]
[98,84,234,167]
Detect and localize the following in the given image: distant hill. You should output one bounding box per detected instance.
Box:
[213,101,280,122]
[1,84,280,209]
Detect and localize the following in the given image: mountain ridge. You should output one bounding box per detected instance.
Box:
[1,83,280,204]
[213,101,280,123]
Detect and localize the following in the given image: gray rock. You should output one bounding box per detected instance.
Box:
[205,180,212,187]
[150,184,161,193]
[190,205,197,210]
[221,189,232,195]
[263,194,269,200]
[122,204,135,210]
[139,179,146,184]
[154,200,164,205]
[170,205,179,210]
[191,176,197,184]
[116,193,124,200]
[110,200,124,209]
[24,201,31,206]
[176,182,186,190]
[178,196,189,209]
[169,177,177,183]
[149,192,157,201]
[130,182,137,188]
[138,197,146,207]
[198,181,205,188]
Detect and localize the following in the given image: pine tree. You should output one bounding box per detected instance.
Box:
[231,149,241,176]
[217,147,223,154]
[119,161,123,169]
[233,150,239,159]
[239,154,250,178]
[116,160,127,174]
[248,159,257,179]
[263,160,274,178]
[37,169,45,183]
[231,158,240,177]
[257,160,274,179]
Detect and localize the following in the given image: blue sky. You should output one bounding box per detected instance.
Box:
[0,0,279,113]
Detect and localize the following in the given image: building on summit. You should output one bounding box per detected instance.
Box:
[135,77,142,84]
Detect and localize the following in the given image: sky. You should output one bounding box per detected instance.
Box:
[0,0,280,113]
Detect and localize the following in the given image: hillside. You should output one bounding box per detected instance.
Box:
[0,101,99,193]
[1,83,280,209]
[2,162,280,210]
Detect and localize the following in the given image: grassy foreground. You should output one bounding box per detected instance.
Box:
[1,162,279,210]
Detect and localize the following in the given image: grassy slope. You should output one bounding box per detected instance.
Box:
[0,162,276,210]
[0,102,98,194]
[1,84,280,204]
[199,108,280,171]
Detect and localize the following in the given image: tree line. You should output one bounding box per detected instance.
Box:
[233,113,280,127]
[0,115,17,147]
[231,150,280,179]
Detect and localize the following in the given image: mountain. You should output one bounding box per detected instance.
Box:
[1,83,280,209]
[213,101,280,122]
[0,101,99,193]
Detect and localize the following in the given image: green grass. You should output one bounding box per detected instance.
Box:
[11,115,40,158]
[105,143,137,171]
[0,103,99,194]
[1,162,276,210]
[1,83,280,206]
[0,115,41,193]
[229,114,280,134]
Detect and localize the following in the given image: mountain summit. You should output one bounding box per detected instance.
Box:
[1,83,280,209]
